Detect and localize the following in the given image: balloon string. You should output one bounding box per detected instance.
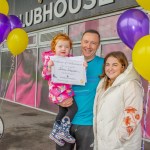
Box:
[0,41,5,50]
[142,83,150,150]
[0,42,4,112]
[0,44,2,50]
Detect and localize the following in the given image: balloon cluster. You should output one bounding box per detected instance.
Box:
[117,0,150,82]
[0,0,28,55]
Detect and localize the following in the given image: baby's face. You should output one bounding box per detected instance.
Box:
[55,40,71,57]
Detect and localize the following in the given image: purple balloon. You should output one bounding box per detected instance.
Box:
[0,13,11,43]
[9,15,22,30]
[117,9,149,50]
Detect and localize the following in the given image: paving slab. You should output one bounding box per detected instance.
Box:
[0,99,150,150]
[0,100,56,150]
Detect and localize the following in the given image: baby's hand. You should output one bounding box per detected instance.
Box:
[83,61,88,68]
[47,60,54,71]
[48,60,54,67]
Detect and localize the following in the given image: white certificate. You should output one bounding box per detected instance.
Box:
[51,56,87,85]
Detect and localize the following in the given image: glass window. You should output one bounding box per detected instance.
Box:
[72,45,81,56]
[15,49,38,107]
[28,35,37,45]
[69,14,120,43]
[69,20,99,43]
[1,52,16,101]
[101,42,132,61]
[98,15,119,39]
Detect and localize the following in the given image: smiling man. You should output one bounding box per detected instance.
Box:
[56,29,104,150]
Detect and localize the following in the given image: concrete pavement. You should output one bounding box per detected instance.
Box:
[0,99,150,150]
[0,99,56,150]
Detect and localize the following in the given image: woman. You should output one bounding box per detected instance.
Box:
[93,51,143,150]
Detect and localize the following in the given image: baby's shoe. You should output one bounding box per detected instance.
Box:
[59,116,75,143]
[49,121,65,146]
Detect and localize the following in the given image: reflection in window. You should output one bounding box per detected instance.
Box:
[72,46,81,56]
[28,35,37,45]
[69,23,85,42]
[141,79,150,140]
[69,20,99,43]
[69,14,120,43]
[5,49,39,107]
[0,52,15,99]
[101,42,132,61]
[99,15,119,39]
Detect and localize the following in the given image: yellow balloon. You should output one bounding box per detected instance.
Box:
[7,28,29,56]
[132,35,150,82]
[0,0,9,15]
[136,0,150,11]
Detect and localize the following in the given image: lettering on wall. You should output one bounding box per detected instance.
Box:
[19,0,114,27]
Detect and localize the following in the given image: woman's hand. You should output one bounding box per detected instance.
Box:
[58,97,73,107]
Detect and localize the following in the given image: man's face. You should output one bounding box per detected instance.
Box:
[81,32,100,61]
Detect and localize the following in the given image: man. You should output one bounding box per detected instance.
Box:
[56,29,104,150]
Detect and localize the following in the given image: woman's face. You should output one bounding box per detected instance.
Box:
[105,56,124,81]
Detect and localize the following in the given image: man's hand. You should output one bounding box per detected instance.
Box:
[58,97,73,107]
[83,61,88,68]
